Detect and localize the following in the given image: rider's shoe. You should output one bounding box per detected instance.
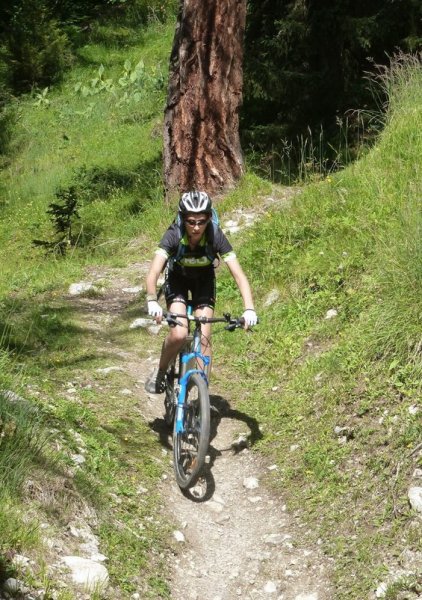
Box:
[145,368,167,394]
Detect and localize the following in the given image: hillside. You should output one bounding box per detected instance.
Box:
[0,14,421,600]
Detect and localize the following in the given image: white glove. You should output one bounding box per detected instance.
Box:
[148,300,163,319]
[242,309,258,328]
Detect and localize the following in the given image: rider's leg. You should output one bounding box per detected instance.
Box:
[194,305,213,376]
[192,272,215,377]
[158,300,188,371]
[145,300,188,394]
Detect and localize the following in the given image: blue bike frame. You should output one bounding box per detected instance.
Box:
[174,310,211,434]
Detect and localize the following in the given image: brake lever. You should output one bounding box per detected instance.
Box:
[165,315,183,328]
[224,317,245,332]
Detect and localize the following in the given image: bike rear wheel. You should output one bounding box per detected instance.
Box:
[173,373,210,489]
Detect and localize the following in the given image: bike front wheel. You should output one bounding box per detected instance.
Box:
[173,373,210,489]
[164,360,176,426]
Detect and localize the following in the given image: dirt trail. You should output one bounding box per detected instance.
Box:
[70,191,334,600]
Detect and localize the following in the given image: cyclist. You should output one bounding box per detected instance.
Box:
[144,190,258,394]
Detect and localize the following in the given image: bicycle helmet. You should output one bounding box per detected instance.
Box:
[178,191,212,214]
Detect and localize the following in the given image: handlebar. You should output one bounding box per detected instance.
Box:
[163,311,246,331]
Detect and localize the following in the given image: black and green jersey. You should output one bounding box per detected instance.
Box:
[156,222,236,278]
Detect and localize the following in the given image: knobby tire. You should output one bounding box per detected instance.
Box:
[173,373,210,489]
[164,360,176,426]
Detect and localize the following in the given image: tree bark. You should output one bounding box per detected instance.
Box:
[163,0,246,200]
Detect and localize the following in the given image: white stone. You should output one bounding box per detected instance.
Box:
[325,308,338,319]
[68,282,95,296]
[233,434,248,448]
[225,225,241,234]
[264,581,277,593]
[90,553,108,562]
[173,530,185,543]
[243,476,259,490]
[264,289,280,307]
[71,454,86,465]
[375,582,388,597]
[61,556,109,591]
[205,500,224,513]
[129,318,151,329]
[294,594,319,600]
[96,366,124,374]
[4,578,25,593]
[148,325,162,335]
[408,487,422,512]
[213,494,225,505]
[122,286,143,294]
[409,404,419,415]
[12,555,30,568]
[264,533,292,546]
[2,390,26,403]
[267,464,278,471]
[248,496,262,504]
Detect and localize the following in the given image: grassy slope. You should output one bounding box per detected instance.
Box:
[0,15,420,600]
[0,19,177,598]
[215,56,422,598]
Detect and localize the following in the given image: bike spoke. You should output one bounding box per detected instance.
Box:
[173,374,210,489]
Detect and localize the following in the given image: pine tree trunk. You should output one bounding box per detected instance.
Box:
[163,0,246,200]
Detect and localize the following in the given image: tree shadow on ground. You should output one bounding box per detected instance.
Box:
[148,393,263,503]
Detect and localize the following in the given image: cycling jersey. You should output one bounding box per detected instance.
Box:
[156,222,236,279]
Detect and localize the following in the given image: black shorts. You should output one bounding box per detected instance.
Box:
[164,269,216,309]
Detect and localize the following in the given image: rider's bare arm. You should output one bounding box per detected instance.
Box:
[146,252,167,297]
[145,252,167,323]
[225,258,257,328]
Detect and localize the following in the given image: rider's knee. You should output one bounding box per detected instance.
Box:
[168,325,188,345]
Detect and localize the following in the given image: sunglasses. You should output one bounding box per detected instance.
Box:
[185,218,209,227]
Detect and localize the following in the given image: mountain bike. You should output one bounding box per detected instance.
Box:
[163,307,244,489]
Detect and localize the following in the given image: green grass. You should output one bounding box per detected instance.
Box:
[0,15,421,600]
[214,53,422,598]
[0,17,176,597]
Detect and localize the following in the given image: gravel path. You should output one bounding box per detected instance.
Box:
[68,190,334,599]
[140,376,333,600]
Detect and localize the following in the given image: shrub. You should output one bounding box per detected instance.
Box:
[109,0,178,26]
[5,0,73,92]
[0,89,16,156]
[33,186,81,255]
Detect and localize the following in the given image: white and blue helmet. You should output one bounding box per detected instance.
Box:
[179,191,212,214]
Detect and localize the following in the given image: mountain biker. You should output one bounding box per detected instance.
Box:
[144,190,258,394]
